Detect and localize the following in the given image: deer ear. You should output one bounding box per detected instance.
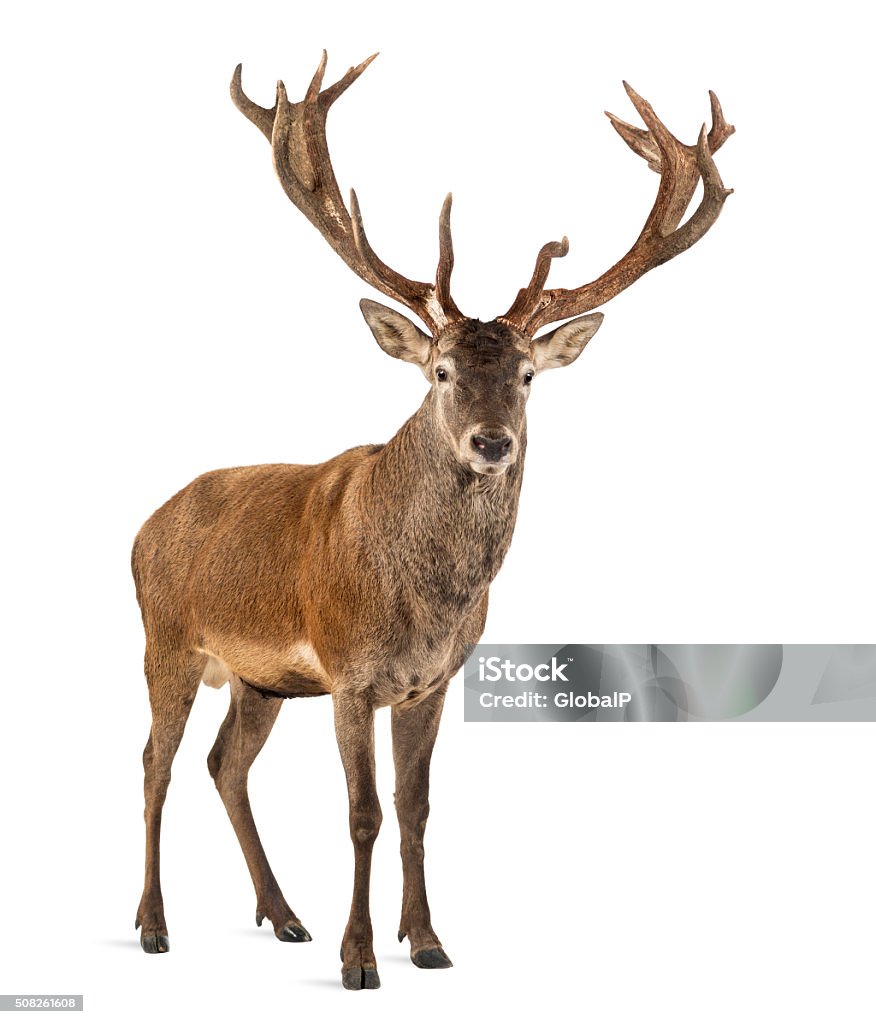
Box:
[360,299,433,368]
[530,313,604,370]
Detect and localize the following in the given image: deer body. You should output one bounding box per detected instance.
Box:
[133,378,524,709]
[133,52,733,990]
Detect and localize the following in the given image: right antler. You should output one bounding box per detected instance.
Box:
[500,83,735,336]
[231,52,465,336]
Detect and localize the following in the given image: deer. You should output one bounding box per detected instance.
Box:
[131,51,733,990]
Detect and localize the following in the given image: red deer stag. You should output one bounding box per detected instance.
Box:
[131,52,733,989]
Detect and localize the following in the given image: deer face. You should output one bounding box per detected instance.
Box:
[361,300,604,476]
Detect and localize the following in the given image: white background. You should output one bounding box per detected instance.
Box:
[2,1,874,1021]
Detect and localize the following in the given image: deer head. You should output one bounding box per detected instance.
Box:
[230,53,733,476]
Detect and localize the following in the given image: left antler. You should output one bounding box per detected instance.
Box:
[500,83,735,336]
[231,52,465,335]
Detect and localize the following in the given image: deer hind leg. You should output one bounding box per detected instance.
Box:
[333,691,382,990]
[136,644,203,954]
[207,678,311,943]
[391,682,452,969]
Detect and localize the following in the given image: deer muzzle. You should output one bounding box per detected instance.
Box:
[468,429,517,474]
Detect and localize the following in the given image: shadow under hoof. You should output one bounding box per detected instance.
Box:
[412,947,453,969]
[342,967,381,990]
[140,933,170,954]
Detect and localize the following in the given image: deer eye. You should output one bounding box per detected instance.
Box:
[523,370,534,385]
[436,367,448,382]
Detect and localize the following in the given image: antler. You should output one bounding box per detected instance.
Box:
[501,83,735,336]
[231,53,465,335]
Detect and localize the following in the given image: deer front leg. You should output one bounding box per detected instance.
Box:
[333,691,382,990]
[392,681,453,969]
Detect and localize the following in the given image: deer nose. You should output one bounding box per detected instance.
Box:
[471,433,513,462]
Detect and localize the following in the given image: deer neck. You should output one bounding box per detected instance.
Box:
[364,395,526,619]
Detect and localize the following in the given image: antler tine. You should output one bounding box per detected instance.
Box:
[501,84,734,336]
[686,124,735,241]
[500,238,569,329]
[622,82,682,168]
[622,83,694,239]
[605,110,662,173]
[232,53,465,337]
[436,194,463,321]
[272,79,317,201]
[230,64,275,142]
[321,52,379,109]
[707,90,736,151]
[350,189,432,300]
[305,49,328,104]
[351,189,454,334]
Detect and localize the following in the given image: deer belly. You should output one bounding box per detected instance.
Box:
[198,641,333,697]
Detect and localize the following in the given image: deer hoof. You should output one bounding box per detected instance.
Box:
[276,923,312,942]
[140,932,170,954]
[412,947,452,969]
[342,967,381,990]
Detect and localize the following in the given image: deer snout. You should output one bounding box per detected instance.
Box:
[470,431,515,464]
